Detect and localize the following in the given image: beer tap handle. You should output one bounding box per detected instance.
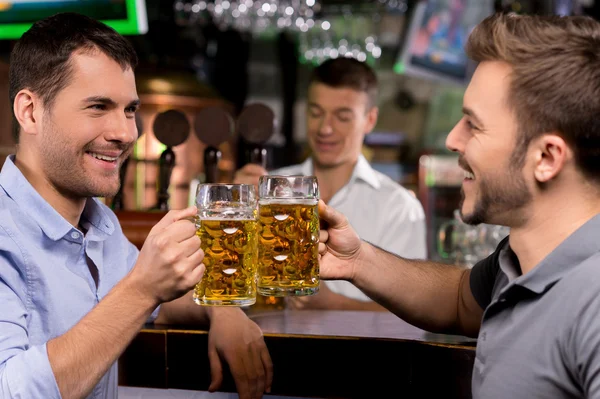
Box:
[157,146,176,211]
[237,103,276,169]
[249,146,268,169]
[194,107,234,184]
[152,109,190,211]
[204,146,222,184]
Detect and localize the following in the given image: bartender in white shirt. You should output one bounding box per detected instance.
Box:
[234,57,427,311]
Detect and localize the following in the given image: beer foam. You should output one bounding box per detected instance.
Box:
[198,216,255,221]
[259,198,318,206]
[197,207,255,221]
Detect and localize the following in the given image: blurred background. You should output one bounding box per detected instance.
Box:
[0,0,597,261]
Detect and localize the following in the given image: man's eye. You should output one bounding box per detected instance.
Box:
[125,106,137,113]
[90,104,106,111]
[466,120,478,130]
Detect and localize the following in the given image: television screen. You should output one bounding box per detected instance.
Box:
[0,0,148,39]
[394,0,493,86]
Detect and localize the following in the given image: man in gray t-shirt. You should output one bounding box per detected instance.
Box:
[312,12,600,399]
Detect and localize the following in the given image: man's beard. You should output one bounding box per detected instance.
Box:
[460,163,531,226]
[39,121,131,199]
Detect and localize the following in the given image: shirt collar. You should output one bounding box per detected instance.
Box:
[499,213,600,295]
[0,155,114,241]
[303,154,380,189]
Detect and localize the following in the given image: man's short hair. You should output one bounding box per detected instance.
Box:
[9,12,138,143]
[308,57,378,109]
[467,13,600,183]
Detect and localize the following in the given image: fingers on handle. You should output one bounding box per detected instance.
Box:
[187,263,205,290]
[152,206,198,233]
[318,200,347,230]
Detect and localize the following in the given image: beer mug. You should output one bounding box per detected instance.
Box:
[194,184,258,306]
[257,175,320,296]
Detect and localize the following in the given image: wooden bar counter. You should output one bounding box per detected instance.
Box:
[119,309,476,398]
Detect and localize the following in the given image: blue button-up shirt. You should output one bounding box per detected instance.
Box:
[0,155,154,399]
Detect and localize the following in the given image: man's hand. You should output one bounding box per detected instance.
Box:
[318,200,364,282]
[233,164,268,189]
[129,206,205,304]
[207,308,273,399]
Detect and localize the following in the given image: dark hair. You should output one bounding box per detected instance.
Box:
[308,57,378,108]
[467,13,600,182]
[9,12,138,142]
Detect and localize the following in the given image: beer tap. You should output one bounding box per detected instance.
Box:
[152,109,190,211]
[111,113,145,211]
[194,106,234,184]
[237,103,276,169]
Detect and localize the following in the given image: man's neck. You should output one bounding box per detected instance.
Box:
[312,158,358,204]
[14,153,86,228]
[509,189,600,275]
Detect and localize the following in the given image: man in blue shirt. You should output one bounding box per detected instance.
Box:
[0,12,272,399]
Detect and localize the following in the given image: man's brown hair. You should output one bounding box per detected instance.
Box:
[466,13,600,182]
[308,57,378,109]
[9,12,138,143]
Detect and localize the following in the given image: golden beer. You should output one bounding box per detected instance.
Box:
[194,218,257,306]
[257,199,319,296]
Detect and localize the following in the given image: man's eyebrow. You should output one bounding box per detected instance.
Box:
[308,102,353,114]
[463,106,484,126]
[82,96,141,109]
[82,96,117,106]
[127,99,141,109]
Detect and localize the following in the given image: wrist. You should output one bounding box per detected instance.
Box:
[120,273,161,311]
[205,306,245,323]
[351,241,375,286]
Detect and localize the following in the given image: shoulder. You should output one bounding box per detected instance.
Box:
[0,190,37,254]
[368,170,425,222]
[0,194,30,300]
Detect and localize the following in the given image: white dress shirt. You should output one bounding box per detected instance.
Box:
[270,155,427,302]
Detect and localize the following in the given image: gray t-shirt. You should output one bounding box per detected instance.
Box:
[469,214,600,398]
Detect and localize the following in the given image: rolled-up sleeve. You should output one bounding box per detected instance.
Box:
[0,238,61,398]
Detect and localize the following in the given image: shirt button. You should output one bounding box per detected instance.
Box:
[71,231,80,239]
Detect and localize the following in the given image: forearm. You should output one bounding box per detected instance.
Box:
[46,276,157,399]
[352,241,470,334]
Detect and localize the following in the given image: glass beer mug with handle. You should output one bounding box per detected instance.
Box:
[194,184,258,306]
[257,175,320,296]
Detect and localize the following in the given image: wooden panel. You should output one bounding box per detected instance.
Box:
[118,329,168,389]
[119,311,476,398]
[115,210,166,249]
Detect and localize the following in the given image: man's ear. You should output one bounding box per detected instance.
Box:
[364,106,379,136]
[14,89,42,136]
[531,134,571,183]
